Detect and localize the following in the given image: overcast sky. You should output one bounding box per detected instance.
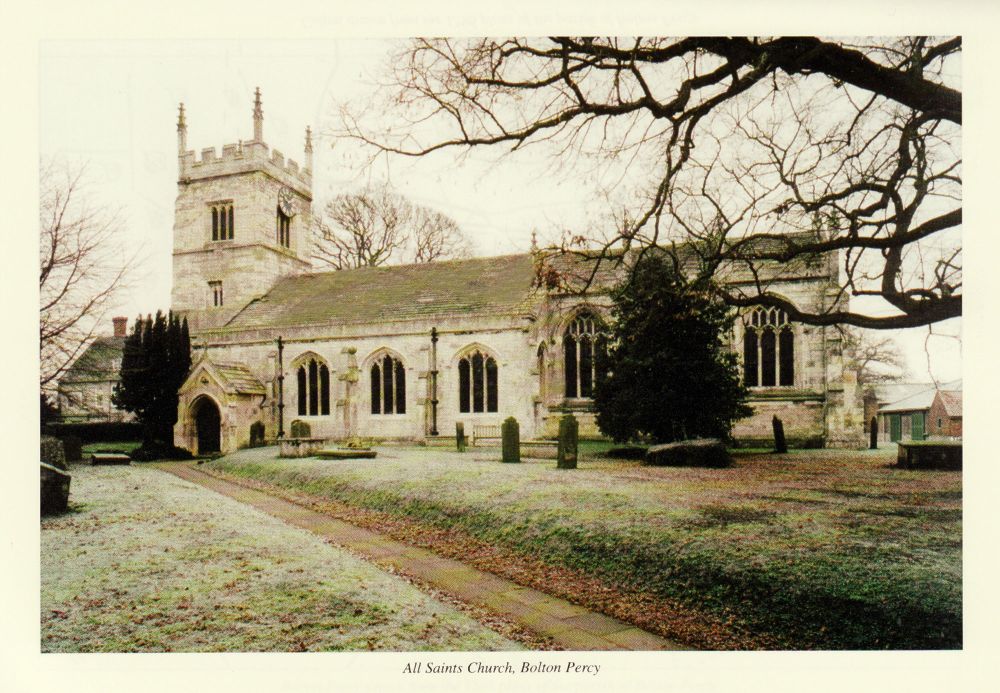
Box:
[39,38,962,383]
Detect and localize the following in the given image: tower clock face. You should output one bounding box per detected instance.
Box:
[278,187,296,217]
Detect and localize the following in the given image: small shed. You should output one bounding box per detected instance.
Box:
[877,379,962,443]
[928,390,962,439]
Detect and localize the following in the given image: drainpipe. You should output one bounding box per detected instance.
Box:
[430,327,439,436]
[277,335,285,439]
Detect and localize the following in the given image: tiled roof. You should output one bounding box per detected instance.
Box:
[61,336,125,383]
[213,362,266,395]
[224,253,545,331]
[873,382,933,405]
[880,379,963,414]
[937,390,962,418]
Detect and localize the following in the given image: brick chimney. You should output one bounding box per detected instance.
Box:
[112,316,128,337]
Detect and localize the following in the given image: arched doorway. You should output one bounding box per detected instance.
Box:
[193,397,221,455]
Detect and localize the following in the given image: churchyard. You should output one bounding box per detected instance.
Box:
[197,444,961,650]
[40,462,526,652]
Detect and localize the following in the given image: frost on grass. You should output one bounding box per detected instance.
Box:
[41,464,520,652]
[208,446,962,649]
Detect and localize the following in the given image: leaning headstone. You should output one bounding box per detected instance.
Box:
[456,422,467,453]
[772,416,788,453]
[290,419,311,438]
[40,462,71,514]
[501,417,520,463]
[557,414,578,469]
[869,417,878,450]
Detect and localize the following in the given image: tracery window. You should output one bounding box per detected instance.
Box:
[563,313,608,399]
[742,307,795,387]
[211,202,234,241]
[370,354,406,415]
[458,349,498,414]
[295,355,330,416]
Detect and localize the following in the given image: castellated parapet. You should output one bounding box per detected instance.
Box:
[179,140,311,199]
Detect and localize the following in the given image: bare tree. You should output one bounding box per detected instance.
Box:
[841,327,907,386]
[335,37,961,329]
[313,182,471,268]
[39,160,133,391]
[411,206,472,262]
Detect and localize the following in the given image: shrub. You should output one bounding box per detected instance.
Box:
[644,439,731,468]
[130,442,194,461]
[40,435,67,471]
[290,419,311,438]
[42,421,142,443]
[605,446,647,460]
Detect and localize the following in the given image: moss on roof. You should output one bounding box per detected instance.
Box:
[61,336,124,383]
[213,362,266,395]
[224,254,545,331]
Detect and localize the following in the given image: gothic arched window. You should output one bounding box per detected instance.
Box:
[458,349,498,413]
[370,354,406,414]
[564,312,608,399]
[743,307,795,387]
[295,355,331,416]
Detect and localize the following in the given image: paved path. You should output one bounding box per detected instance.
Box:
[157,462,686,651]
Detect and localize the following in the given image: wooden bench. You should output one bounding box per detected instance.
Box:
[471,424,502,446]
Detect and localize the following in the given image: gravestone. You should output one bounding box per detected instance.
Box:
[772,416,787,453]
[557,414,578,469]
[501,417,520,463]
[456,422,467,452]
[869,417,878,450]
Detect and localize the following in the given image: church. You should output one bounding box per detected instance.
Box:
[170,90,865,455]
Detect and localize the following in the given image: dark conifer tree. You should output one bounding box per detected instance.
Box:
[594,254,752,444]
[113,311,192,451]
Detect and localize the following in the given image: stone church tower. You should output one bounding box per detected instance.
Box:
[171,89,314,330]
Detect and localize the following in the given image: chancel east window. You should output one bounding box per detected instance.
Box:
[742,307,795,387]
[564,313,608,399]
[370,354,406,415]
[211,203,234,241]
[296,356,330,416]
[458,350,498,414]
[209,281,223,307]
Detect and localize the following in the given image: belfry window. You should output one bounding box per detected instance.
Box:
[211,202,234,241]
[458,350,498,414]
[743,307,795,387]
[296,356,331,416]
[564,313,608,399]
[208,281,223,307]
[276,206,291,248]
[370,354,406,415]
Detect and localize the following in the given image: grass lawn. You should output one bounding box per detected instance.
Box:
[41,463,522,652]
[80,440,142,456]
[206,445,961,649]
